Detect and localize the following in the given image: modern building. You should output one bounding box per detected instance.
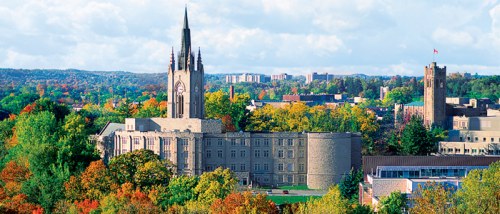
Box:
[94,8,362,190]
[306,72,335,84]
[359,156,500,209]
[225,73,269,83]
[271,73,293,81]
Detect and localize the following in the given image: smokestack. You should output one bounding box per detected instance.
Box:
[229,85,235,101]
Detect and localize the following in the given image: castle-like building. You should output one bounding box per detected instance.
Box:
[94,8,361,189]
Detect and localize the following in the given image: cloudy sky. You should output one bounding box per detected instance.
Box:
[0,0,499,76]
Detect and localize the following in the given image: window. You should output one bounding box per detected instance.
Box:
[455,148,461,153]
[206,165,212,171]
[263,150,269,158]
[287,163,294,172]
[447,148,453,153]
[480,149,485,154]
[278,139,283,146]
[299,150,305,158]
[287,139,293,146]
[206,139,212,147]
[217,150,223,158]
[492,138,495,142]
[465,149,470,153]
[180,138,189,150]
[134,137,140,145]
[475,137,478,142]
[472,149,477,154]
[240,139,246,146]
[230,164,236,171]
[263,164,269,171]
[459,137,463,141]
[240,164,246,171]
[278,164,284,171]
[254,164,260,171]
[240,150,246,157]
[231,138,236,146]
[278,150,284,158]
[287,150,294,158]
[299,175,305,183]
[263,139,270,147]
[467,136,471,141]
[287,175,293,183]
[299,163,305,172]
[254,150,261,158]
[483,138,486,142]
[206,150,212,158]
[146,137,154,150]
[254,139,261,147]
[218,138,223,146]
[299,139,305,147]
[231,150,236,158]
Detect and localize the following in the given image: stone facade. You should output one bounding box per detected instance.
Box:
[424,62,447,128]
[106,118,361,189]
[94,8,362,190]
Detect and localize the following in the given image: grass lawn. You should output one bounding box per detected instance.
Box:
[276,185,310,190]
[267,195,320,205]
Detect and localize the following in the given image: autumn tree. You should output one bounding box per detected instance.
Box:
[410,182,457,214]
[298,186,351,214]
[455,161,499,214]
[109,149,172,188]
[65,160,117,201]
[194,167,238,205]
[210,192,278,214]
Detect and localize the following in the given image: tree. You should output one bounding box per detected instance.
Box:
[455,161,499,214]
[378,191,408,214]
[298,186,350,214]
[65,160,118,201]
[382,87,413,107]
[400,116,435,155]
[158,175,199,208]
[109,149,170,188]
[410,182,456,214]
[194,167,238,205]
[210,192,278,214]
[134,160,172,189]
[339,168,363,202]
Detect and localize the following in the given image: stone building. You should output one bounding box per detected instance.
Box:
[95,8,361,190]
[424,62,447,127]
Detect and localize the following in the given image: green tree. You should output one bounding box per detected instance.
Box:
[382,87,413,107]
[400,116,435,155]
[134,160,172,189]
[108,149,167,187]
[378,191,408,214]
[194,167,238,205]
[338,168,363,202]
[455,161,500,214]
[159,175,199,208]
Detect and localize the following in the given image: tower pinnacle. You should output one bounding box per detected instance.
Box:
[178,7,192,70]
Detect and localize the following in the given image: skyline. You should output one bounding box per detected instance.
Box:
[0,0,499,76]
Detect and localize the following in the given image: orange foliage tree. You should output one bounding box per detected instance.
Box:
[210,192,278,214]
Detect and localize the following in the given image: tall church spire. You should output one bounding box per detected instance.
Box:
[178,6,191,70]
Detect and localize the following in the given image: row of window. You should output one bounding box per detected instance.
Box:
[206,149,305,159]
[205,138,306,147]
[441,148,500,155]
[459,136,500,143]
[206,163,306,173]
[380,168,466,178]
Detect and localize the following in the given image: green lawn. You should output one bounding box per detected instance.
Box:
[276,185,310,190]
[267,195,320,205]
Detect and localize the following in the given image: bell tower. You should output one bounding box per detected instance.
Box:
[423,62,446,128]
[167,7,204,119]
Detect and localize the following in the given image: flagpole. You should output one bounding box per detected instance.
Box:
[433,48,435,62]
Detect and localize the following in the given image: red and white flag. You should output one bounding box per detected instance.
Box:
[433,49,438,54]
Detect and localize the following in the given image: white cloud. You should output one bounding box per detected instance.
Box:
[0,0,497,76]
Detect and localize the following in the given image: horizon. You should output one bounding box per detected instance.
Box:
[0,1,499,76]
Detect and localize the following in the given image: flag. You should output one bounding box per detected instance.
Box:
[433,49,438,54]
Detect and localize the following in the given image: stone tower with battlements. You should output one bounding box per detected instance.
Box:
[424,62,446,128]
[167,7,204,119]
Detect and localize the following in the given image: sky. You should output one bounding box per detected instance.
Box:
[0,0,499,76]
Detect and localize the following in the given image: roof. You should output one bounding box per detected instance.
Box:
[98,122,125,137]
[362,156,500,180]
[405,101,424,106]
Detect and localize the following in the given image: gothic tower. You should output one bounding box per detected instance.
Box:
[423,62,446,128]
[167,7,205,119]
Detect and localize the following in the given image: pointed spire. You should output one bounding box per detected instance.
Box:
[197,47,202,61]
[169,47,175,72]
[187,46,192,71]
[183,6,189,29]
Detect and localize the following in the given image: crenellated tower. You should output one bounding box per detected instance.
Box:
[423,62,446,128]
[167,7,205,119]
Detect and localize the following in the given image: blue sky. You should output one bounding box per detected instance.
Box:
[0,0,499,76]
